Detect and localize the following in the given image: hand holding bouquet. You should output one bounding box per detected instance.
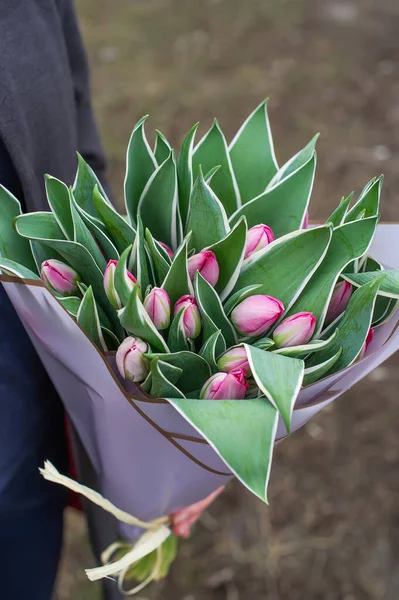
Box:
[1,101,399,592]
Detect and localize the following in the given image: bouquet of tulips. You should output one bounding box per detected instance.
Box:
[1,100,399,591]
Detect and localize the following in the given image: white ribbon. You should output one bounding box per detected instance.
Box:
[39,461,171,594]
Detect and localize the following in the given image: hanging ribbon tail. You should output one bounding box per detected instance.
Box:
[39,461,171,594]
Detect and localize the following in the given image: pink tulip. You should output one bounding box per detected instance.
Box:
[174,295,201,339]
[104,259,137,309]
[326,281,352,324]
[40,259,80,296]
[200,369,248,400]
[244,224,274,259]
[273,311,316,347]
[217,345,250,375]
[302,211,309,229]
[231,294,284,337]
[360,327,375,359]
[171,486,225,538]
[143,287,171,330]
[116,336,150,383]
[188,250,219,287]
[158,241,174,259]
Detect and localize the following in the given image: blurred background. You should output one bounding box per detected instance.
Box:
[56,0,399,598]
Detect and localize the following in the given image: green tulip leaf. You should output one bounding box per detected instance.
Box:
[345,176,383,222]
[138,152,180,250]
[206,217,247,301]
[186,168,229,252]
[154,130,173,164]
[93,185,136,253]
[57,295,81,317]
[119,285,169,353]
[286,217,378,335]
[72,201,119,262]
[0,186,37,272]
[245,344,304,432]
[195,272,237,349]
[150,359,185,399]
[145,351,211,393]
[177,123,199,229]
[161,236,192,307]
[145,229,170,285]
[73,153,110,216]
[69,190,107,271]
[168,397,278,502]
[303,348,343,386]
[77,286,107,352]
[124,116,157,225]
[325,194,353,228]
[229,152,316,237]
[199,330,222,372]
[233,225,332,311]
[136,217,151,293]
[253,337,275,351]
[342,270,399,299]
[307,278,381,373]
[193,119,240,216]
[114,245,134,306]
[229,100,278,203]
[0,257,40,280]
[44,175,75,240]
[267,134,319,188]
[167,309,189,353]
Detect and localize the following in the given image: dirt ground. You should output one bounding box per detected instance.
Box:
[55,0,399,598]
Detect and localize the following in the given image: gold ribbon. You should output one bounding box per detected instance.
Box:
[39,461,170,594]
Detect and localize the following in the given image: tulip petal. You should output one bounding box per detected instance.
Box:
[119,285,169,353]
[273,327,339,358]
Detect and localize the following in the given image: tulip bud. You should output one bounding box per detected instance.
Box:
[360,327,374,359]
[174,295,201,339]
[273,311,316,347]
[244,224,275,259]
[116,336,150,383]
[231,294,284,337]
[326,281,353,324]
[158,241,174,259]
[200,369,248,400]
[188,250,219,287]
[40,259,80,296]
[143,287,171,330]
[104,259,137,309]
[217,345,250,375]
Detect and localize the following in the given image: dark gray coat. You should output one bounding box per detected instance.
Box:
[0,0,106,211]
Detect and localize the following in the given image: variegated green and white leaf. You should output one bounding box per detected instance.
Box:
[73,153,110,216]
[206,217,247,301]
[229,100,278,203]
[145,351,211,393]
[229,152,316,237]
[233,225,332,311]
[245,345,304,432]
[267,134,319,189]
[138,152,180,250]
[93,185,136,254]
[286,217,378,336]
[77,286,107,352]
[303,348,342,386]
[307,278,381,373]
[186,169,229,251]
[195,272,237,348]
[124,116,157,225]
[177,123,199,229]
[193,119,240,216]
[345,176,383,223]
[273,328,339,358]
[342,270,399,299]
[0,185,37,272]
[199,331,222,372]
[161,235,193,306]
[150,359,185,399]
[154,130,173,164]
[325,194,353,228]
